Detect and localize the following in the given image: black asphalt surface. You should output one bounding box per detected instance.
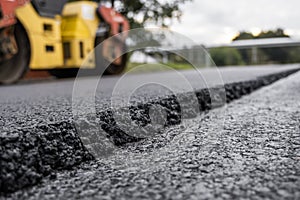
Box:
[1,64,300,198]
[1,65,299,130]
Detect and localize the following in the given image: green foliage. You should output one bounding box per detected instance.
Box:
[69,0,192,28]
[122,0,191,28]
[287,47,300,63]
[209,47,245,66]
[257,28,289,39]
[126,62,193,73]
[233,28,289,41]
[232,31,254,41]
[232,28,300,64]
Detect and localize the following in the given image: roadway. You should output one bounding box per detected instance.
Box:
[1,64,300,199]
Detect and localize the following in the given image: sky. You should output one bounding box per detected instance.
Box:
[170,0,300,46]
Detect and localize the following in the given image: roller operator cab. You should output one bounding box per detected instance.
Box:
[0,0,129,84]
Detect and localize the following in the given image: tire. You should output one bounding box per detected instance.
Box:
[49,68,79,79]
[95,36,127,75]
[0,23,30,84]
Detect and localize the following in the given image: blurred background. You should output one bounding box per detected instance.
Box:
[12,0,300,79]
[99,0,300,71]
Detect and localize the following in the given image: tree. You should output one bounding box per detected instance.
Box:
[233,28,289,41]
[232,31,254,41]
[69,0,192,28]
[232,28,294,64]
[120,0,192,28]
[209,47,245,66]
[256,29,290,63]
[232,31,254,63]
[68,0,192,50]
[256,28,289,39]
[257,28,290,63]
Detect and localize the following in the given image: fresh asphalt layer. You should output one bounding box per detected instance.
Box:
[1,65,299,130]
[1,64,300,197]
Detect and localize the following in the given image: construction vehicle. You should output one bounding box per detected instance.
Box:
[0,0,129,84]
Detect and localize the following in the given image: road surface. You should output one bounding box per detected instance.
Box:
[1,64,300,199]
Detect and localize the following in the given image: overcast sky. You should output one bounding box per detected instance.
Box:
[170,0,300,46]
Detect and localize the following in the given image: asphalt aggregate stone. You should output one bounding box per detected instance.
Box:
[0,66,300,197]
[3,69,300,199]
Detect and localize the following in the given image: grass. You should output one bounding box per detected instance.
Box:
[125,62,195,73]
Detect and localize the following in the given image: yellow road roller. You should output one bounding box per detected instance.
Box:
[0,0,129,83]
